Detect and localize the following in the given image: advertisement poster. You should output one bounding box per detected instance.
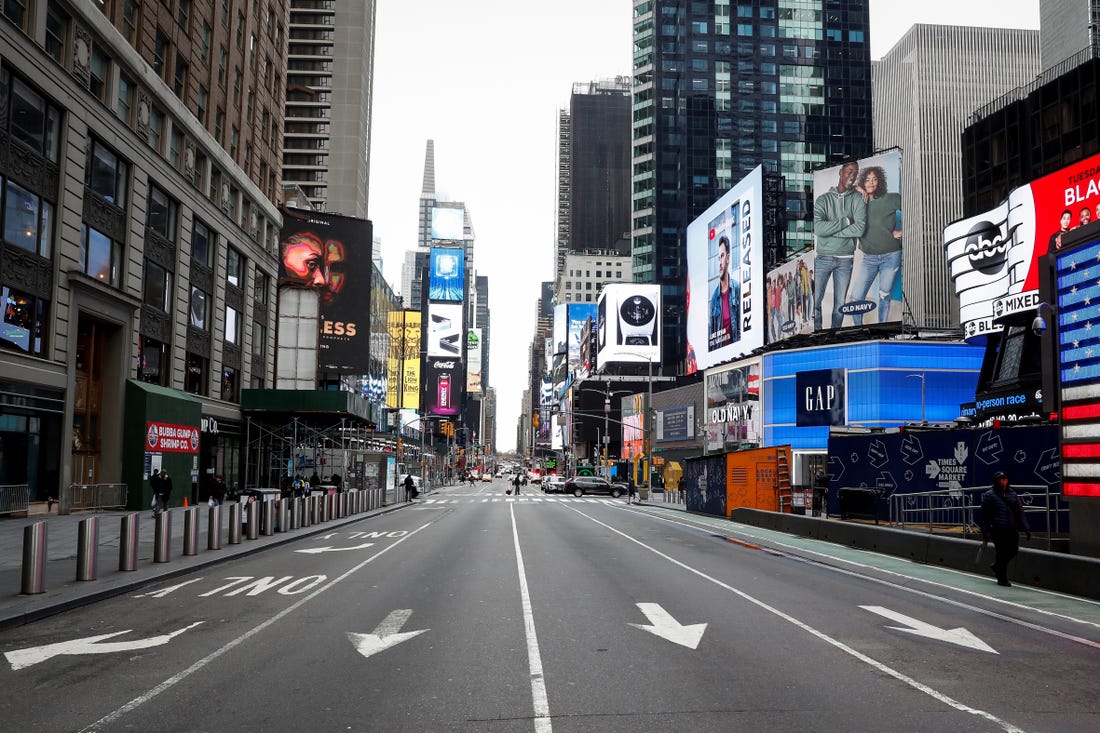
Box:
[428,247,465,302]
[597,283,660,365]
[466,328,482,394]
[686,166,764,373]
[944,149,1100,340]
[278,210,373,373]
[553,304,568,355]
[567,303,596,370]
[426,302,463,357]
[704,359,761,451]
[795,368,847,427]
[765,251,815,344]
[424,357,464,417]
[386,310,421,409]
[431,206,465,241]
[811,150,904,331]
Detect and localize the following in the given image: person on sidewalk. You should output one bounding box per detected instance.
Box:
[980,471,1030,587]
[404,473,418,500]
[210,474,226,506]
[152,469,172,517]
[627,477,637,505]
[512,472,522,496]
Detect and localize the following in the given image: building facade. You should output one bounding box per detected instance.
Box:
[631,0,873,371]
[1040,0,1100,72]
[0,0,286,503]
[873,24,1040,329]
[555,252,631,305]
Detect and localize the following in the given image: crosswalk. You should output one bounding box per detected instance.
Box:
[415,495,625,505]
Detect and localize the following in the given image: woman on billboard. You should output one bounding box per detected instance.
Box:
[848,165,902,325]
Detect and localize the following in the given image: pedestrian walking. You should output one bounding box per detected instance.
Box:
[404,473,418,500]
[152,469,172,517]
[627,477,637,505]
[980,471,1031,587]
[512,472,522,496]
[210,474,226,506]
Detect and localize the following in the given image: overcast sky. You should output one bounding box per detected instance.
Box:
[367,0,1041,450]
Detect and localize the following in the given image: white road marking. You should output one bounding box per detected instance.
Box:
[628,603,707,649]
[510,504,553,733]
[6,623,204,671]
[347,609,429,660]
[860,606,996,653]
[294,542,375,555]
[567,507,1028,733]
[78,522,434,733]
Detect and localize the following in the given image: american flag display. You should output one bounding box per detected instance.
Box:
[1055,238,1100,497]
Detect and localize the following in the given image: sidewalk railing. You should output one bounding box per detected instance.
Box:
[0,484,29,515]
[60,483,128,515]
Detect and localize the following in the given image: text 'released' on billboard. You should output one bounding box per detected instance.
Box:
[686,166,764,373]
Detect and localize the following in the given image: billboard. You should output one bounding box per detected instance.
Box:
[686,166,765,373]
[429,247,465,302]
[424,357,463,416]
[278,211,374,373]
[553,304,568,355]
[705,358,761,451]
[386,310,421,409]
[466,328,482,394]
[795,368,847,427]
[945,150,1100,340]
[567,303,597,371]
[811,150,904,331]
[597,283,660,365]
[431,206,465,241]
[426,302,463,357]
[765,251,815,344]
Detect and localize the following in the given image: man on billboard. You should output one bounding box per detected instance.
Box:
[708,235,740,349]
[848,165,903,325]
[813,160,866,329]
[1049,209,1072,252]
[280,230,346,305]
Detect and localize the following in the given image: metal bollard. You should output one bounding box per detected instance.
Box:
[208,506,222,550]
[279,499,290,532]
[20,521,47,594]
[228,503,242,544]
[261,500,275,536]
[246,502,259,539]
[302,496,313,527]
[290,497,301,529]
[339,493,347,518]
[319,495,328,523]
[183,507,199,556]
[76,517,98,581]
[119,513,139,571]
[153,511,172,563]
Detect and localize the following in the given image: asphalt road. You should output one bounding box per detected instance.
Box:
[2,478,1098,732]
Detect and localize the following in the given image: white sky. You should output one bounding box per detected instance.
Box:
[368,0,1040,450]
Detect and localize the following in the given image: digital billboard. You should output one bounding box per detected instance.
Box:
[424,357,463,417]
[567,303,596,371]
[278,210,373,373]
[553,304,568,355]
[945,149,1100,340]
[810,150,904,331]
[765,251,814,344]
[597,283,660,365]
[426,302,463,357]
[428,247,465,302]
[430,206,465,241]
[686,166,764,373]
[705,358,761,451]
[386,310,421,409]
[466,328,482,394]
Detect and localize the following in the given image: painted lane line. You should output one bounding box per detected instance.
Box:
[6,623,204,671]
[565,506,1027,733]
[78,522,434,733]
[860,606,997,654]
[347,609,429,660]
[510,504,553,733]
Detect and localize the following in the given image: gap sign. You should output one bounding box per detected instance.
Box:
[796,369,846,427]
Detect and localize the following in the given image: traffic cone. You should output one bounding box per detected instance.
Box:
[183,497,189,507]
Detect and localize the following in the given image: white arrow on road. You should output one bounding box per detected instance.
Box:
[860,606,997,654]
[295,542,375,555]
[5,622,204,671]
[347,609,429,660]
[628,603,707,649]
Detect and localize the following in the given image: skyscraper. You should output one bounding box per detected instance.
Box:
[282,0,377,217]
[874,25,1040,329]
[632,0,873,370]
[1040,0,1100,72]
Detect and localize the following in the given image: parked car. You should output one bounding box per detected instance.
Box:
[543,475,567,493]
[565,475,621,498]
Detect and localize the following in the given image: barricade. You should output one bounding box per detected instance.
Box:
[119,513,139,570]
[76,517,98,581]
[208,506,222,550]
[0,483,30,515]
[153,512,171,563]
[339,493,348,518]
[59,483,128,515]
[183,507,200,556]
[228,503,242,544]
[21,521,46,594]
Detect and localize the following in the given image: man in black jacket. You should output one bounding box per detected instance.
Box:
[980,471,1031,587]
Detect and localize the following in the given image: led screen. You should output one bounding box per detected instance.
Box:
[431,207,465,241]
[597,283,661,365]
[428,247,465,302]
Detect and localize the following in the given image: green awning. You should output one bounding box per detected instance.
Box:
[241,389,372,422]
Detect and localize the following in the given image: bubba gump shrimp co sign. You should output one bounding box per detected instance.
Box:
[146,421,200,454]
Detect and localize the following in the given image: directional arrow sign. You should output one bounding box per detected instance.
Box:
[860,606,996,654]
[5,622,204,671]
[347,609,429,660]
[628,603,706,649]
[295,542,375,555]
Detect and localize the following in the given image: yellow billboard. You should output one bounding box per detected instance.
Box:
[387,311,421,409]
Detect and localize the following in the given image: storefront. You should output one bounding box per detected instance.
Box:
[122,380,201,510]
[197,414,243,503]
[0,381,64,500]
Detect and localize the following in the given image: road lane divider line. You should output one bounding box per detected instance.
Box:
[568,507,1028,733]
[78,521,435,733]
[510,504,553,733]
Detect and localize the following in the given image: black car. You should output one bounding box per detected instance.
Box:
[565,475,622,498]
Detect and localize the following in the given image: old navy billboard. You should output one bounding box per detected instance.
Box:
[686,166,764,373]
[944,149,1100,340]
[809,150,904,334]
[278,210,373,373]
[705,358,761,451]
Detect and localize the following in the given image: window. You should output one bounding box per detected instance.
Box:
[177,0,191,28]
[224,304,240,343]
[122,0,141,44]
[196,85,208,124]
[79,225,121,286]
[2,0,28,30]
[7,75,62,162]
[153,29,170,79]
[218,46,227,87]
[147,107,164,151]
[192,219,213,266]
[169,128,183,170]
[252,320,266,356]
[232,68,241,106]
[146,184,177,240]
[229,126,239,159]
[200,21,211,60]
[0,284,47,356]
[253,269,268,304]
[142,260,171,311]
[85,138,129,207]
[189,286,208,329]
[235,10,245,49]
[220,366,238,401]
[3,180,54,257]
[214,107,224,142]
[226,247,242,287]
[45,3,69,63]
[116,73,134,123]
[173,57,188,97]
[185,352,208,395]
[137,335,168,386]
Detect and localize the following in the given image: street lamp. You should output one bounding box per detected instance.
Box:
[906,373,926,425]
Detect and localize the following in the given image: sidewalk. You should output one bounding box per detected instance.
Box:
[0,492,420,632]
[636,489,687,510]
